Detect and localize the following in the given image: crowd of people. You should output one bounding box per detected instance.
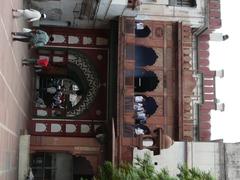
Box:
[47,80,65,109]
[133,95,150,135]
[134,95,148,123]
[12,8,65,110]
[12,8,51,70]
[35,79,65,110]
[133,95,159,135]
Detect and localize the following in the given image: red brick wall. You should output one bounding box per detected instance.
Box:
[197,32,217,140]
[209,0,222,30]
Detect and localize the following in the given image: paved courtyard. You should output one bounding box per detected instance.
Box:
[0,0,33,179]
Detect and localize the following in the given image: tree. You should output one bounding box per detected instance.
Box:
[177,165,215,180]
[97,153,215,180]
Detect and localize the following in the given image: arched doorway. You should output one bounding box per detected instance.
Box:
[34,50,100,119]
[134,70,159,92]
[142,96,159,116]
[135,45,158,66]
[73,156,94,180]
[135,25,151,38]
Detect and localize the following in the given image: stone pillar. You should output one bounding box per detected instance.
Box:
[18,135,30,180]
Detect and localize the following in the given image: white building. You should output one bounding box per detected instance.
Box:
[134,141,240,180]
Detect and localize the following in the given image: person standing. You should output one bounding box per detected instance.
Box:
[134,95,145,103]
[135,22,144,30]
[135,111,147,124]
[22,57,50,73]
[12,8,46,22]
[22,57,49,67]
[134,103,144,112]
[12,29,50,47]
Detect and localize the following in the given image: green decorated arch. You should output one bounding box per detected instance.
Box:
[66,51,100,117]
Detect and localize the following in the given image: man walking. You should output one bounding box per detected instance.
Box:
[12,8,46,22]
[12,29,50,47]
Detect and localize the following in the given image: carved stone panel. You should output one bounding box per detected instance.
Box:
[124,19,135,34]
[166,48,174,69]
[126,44,135,60]
[153,48,163,67]
[124,70,134,86]
[167,97,174,117]
[183,71,196,96]
[152,71,164,93]
[166,71,174,95]
[153,96,164,116]
[166,25,173,41]
[155,27,164,38]
[124,96,134,113]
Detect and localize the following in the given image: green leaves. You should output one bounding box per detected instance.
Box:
[177,165,215,180]
[97,153,215,180]
[156,169,176,180]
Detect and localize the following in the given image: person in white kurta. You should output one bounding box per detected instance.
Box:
[134,95,145,103]
[12,9,46,22]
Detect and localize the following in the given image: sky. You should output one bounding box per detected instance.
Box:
[210,0,240,143]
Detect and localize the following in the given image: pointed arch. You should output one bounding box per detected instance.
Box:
[66,51,100,117]
[134,70,159,92]
[135,45,158,66]
[34,49,101,119]
[135,25,151,38]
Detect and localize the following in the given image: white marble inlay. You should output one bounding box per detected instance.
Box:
[83,36,93,45]
[35,123,47,132]
[68,36,79,44]
[80,124,90,133]
[51,124,62,132]
[53,56,64,62]
[36,109,48,117]
[66,124,77,133]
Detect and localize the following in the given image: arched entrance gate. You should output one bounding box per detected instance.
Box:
[29,27,109,179]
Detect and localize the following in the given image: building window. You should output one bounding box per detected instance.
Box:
[135,24,151,38]
[134,70,159,92]
[31,152,57,180]
[135,45,158,66]
[169,0,197,7]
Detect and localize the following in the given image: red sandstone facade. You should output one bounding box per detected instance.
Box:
[24,0,223,178]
